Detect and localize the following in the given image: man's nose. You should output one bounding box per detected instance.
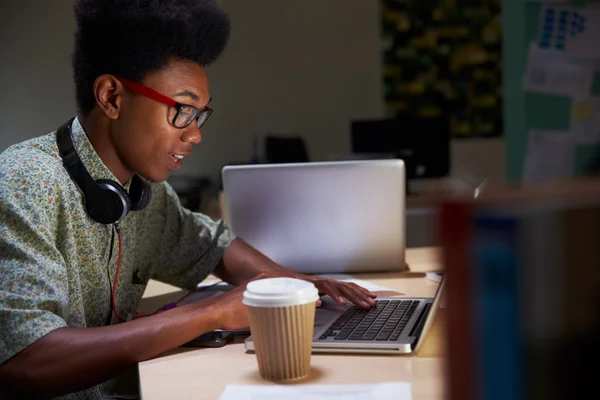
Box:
[181,125,202,145]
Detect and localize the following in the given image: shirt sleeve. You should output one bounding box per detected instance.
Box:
[150,182,236,289]
[0,182,69,366]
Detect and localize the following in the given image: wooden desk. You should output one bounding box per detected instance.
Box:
[138,247,444,400]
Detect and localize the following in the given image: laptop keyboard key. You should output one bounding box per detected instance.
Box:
[331,299,425,342]
[348,334,366,340]
[335,331,351,340]
[330,308,359,330]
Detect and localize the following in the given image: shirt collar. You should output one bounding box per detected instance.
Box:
[70,117,131,189]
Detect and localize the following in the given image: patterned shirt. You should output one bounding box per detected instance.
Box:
[0,117,235,399]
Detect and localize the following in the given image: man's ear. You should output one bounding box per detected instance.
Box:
[93,75,124,120]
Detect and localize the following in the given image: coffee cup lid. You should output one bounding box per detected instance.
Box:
[243,278,319,307]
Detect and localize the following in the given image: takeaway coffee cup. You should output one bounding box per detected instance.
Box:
[243,278,319,381]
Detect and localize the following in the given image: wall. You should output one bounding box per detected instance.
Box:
[0,0,504,186]
[451,137,505,185]
[198,0,384,181]
[0,0,76,151]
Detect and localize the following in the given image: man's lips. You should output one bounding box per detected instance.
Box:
[167,153,190,163]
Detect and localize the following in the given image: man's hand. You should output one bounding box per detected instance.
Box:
[203,273,276,331]
[204,285,249,331]
[304,276,377,309]
[212,239,380,329]
[206,270,378,331]
[205,272,299,330]
[244,271,378,309]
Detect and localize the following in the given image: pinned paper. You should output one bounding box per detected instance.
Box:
[565,6,600,61]
[523,130,575,183]
[572,101,593,121]
[537,4,580,51]
[536,4,600,62]
[522,43,593,100]
[571,97,600,144]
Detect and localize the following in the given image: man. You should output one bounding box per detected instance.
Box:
[0,1,376,398]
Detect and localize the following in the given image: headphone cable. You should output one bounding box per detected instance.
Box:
[111,223,125,322]
[134,281,224,319]
[106,224,224,323]
[105,223,126,323]
[104,225,116,325]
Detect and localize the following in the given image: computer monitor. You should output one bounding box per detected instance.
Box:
[351,117,450,182]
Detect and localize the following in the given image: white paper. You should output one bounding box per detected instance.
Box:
[522,42,593,99]
[571,97,600,144]
[565,6,600,61]
[535,4,600,62]
[218,382,411,400]
[536,4,578,51]
[425,272,443,283]
[315,274,397,293]
[523,130,575,183]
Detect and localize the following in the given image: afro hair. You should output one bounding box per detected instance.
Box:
[72,0,230,115]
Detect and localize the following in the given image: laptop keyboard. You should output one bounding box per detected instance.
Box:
[318,300,419,341]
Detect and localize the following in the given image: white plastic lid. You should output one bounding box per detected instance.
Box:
[243,278,319,307]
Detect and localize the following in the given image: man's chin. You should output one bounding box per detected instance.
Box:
[136,171,167,183]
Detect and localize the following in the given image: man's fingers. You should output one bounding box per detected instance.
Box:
[340,285,376,308]
[345,282,377,299]
[321,282,346,305]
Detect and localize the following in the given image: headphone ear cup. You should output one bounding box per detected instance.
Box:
[129,175,152,211]
[93,179,132,224]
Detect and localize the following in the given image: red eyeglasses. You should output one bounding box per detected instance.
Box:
[117,76,213,129]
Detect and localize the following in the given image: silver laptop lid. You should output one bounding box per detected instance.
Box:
[222,160,406,274]
[411,274,445,352]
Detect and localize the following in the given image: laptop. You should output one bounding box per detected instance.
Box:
[221,160,406,274]
[245,276,445,355]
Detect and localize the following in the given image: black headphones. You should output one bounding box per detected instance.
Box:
[56,118,152,225]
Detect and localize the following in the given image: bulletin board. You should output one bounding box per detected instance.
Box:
[381,0,503,139]
[503,0,600,183]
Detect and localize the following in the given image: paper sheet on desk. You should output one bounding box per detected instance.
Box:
[218,382,411,400]
[571,97,600,144]
[315,274,396,293]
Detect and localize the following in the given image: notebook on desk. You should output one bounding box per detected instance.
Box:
[221,160,406,274]
[245,276,445,355]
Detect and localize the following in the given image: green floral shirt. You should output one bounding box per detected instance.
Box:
[0,118,235,399]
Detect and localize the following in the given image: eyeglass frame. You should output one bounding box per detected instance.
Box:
[116,76,213,129]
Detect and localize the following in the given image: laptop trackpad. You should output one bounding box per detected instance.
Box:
[314,298,347,333]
